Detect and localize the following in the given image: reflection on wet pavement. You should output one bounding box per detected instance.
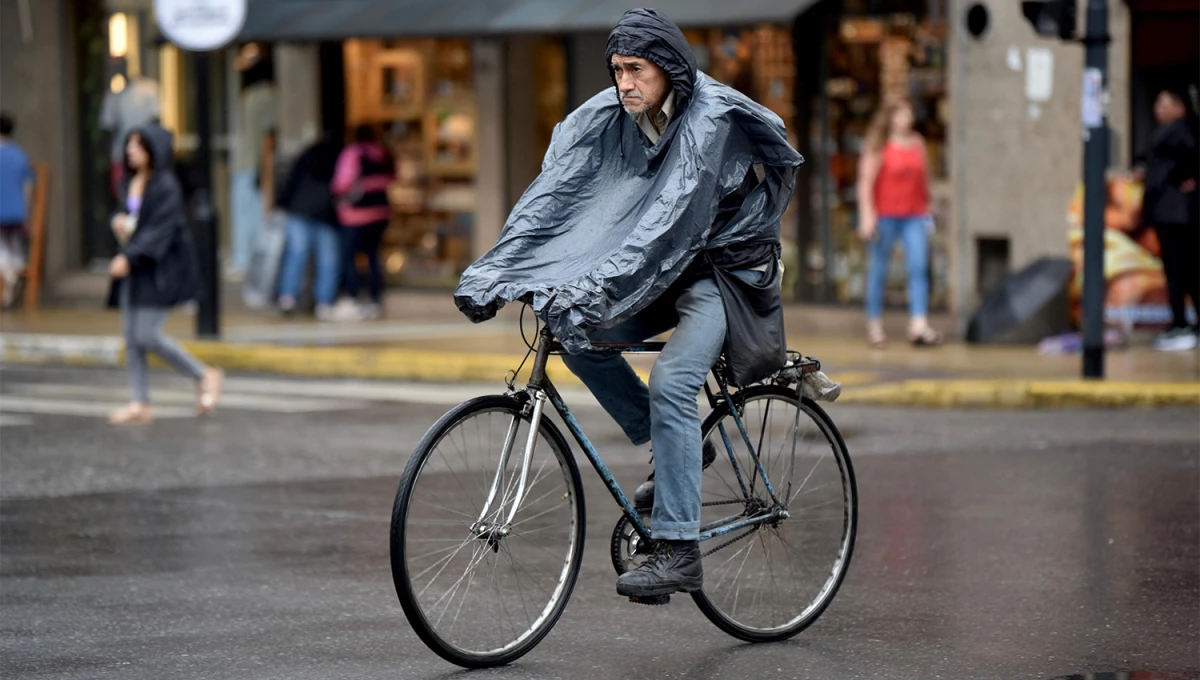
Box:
[0,395,1196,679]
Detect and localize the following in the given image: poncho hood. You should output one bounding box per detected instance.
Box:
[605,8,697,104]
[455,10,804,353]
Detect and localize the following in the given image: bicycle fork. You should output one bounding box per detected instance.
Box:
[470,390,548,546]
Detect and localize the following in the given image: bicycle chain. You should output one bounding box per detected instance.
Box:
[702,525,762,558]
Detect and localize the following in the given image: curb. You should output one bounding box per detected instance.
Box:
[840,379,1200,408]
[4,334,1196,408]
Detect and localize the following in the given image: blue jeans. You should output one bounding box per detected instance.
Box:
[865,215,930,319]
[562,270,762,542]
[230,170,262,274]
[277,214,341,306]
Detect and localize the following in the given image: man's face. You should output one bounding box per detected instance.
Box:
[611,55,670,115]
[1154,91,1185,125]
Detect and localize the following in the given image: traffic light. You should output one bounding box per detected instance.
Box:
[1022,0,1076,40]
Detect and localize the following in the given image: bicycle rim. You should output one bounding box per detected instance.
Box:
[692,386,857,641]
[391,397,585,667]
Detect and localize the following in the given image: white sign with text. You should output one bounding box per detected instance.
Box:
[154,0,246,52]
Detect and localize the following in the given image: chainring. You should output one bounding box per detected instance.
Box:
[608,511,653,576]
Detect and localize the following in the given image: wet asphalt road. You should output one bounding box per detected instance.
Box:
[1,365,1197,680]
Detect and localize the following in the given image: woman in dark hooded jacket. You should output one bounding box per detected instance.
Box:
[1141,86,1199,352]
[107,124,223,424]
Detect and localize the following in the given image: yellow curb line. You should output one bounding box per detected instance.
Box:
[3,334,878,390]
[840,379,1200,408]
[13,333,1191,408]
[179,341,599,387]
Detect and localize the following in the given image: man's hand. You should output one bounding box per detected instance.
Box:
[1181,178,1196,194]
[109,254,130,279]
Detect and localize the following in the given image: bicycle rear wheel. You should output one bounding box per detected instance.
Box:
[692,385,857,642]
[390,394,586,668]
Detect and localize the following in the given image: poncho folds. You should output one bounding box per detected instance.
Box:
[454,8,804,352]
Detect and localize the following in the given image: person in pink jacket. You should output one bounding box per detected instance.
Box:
[331,125,393,320]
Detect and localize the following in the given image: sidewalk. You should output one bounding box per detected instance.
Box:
[2,290,1197,408]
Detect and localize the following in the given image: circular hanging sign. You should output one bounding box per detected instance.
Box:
[154,0,247,52]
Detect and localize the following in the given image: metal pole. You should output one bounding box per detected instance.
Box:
[193,50,221,338]
[1080,0,1109,378]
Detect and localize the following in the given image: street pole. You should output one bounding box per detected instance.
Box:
[1079,0,1109,379]
[193,50,221,338]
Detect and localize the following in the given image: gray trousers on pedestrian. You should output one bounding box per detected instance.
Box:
[120,284,205,403]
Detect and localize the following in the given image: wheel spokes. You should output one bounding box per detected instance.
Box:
[698,392,853,634]
[399,407,579,658]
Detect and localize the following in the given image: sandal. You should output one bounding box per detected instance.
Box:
[109,403,153,425]
[908,327,944,347]
[197,368,224,416]
[867,326,888,349]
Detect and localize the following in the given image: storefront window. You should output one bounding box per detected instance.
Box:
[344,39,477,287]
[82,1,229,268]
[685,26,802,299]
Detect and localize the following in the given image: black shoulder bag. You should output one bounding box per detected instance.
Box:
[705,253,787,388]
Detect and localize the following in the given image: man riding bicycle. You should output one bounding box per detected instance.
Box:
[456,8,803,601]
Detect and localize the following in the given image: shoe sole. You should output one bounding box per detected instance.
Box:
[1155,343,1198,351]
[616,575,703,598]
[1155,341,1198,352]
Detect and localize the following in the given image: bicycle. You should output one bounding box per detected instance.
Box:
[389,318,857,669]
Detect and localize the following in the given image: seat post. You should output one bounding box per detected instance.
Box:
[526,326,556,389]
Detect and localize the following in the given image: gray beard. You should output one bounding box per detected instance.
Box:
[623,100,655,115]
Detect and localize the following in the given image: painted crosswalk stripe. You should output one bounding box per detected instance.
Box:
[0,414,34,427]
[6,383,367,413]
[219,377,602,408]
[0,396,195,419]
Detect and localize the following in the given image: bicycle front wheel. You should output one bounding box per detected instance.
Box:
[390,395,586,668]
[692,385,857,642]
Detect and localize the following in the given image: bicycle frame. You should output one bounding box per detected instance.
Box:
[484,325,790,545]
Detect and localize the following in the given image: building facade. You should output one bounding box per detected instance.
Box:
[5,0,1196,329]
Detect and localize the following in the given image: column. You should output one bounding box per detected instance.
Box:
[473,38,506,259]
[274,43,322,162]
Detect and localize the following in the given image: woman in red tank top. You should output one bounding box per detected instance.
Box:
[856,98,942,348]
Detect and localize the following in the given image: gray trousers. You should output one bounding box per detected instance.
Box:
[561,270,765,541]
[120,284,205,403]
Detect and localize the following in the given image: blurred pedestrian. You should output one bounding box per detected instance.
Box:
[857,98,942,348]
[108,124,223,425]
[275,133,344,320]
[1142,86,1199,351]
[0,112,33,307]
[230,57,276,278]
[99,76,160,198]
[331,124,393,321]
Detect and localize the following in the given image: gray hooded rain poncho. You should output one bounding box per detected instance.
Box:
[455,8,804,353]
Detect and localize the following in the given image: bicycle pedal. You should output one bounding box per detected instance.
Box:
[628,594,671,606]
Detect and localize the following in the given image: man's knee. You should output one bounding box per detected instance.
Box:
[648,358,706,406]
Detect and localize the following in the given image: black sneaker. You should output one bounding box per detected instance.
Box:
[633,439,718,510]
[616,539,703,598]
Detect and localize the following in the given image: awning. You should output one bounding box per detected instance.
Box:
[239,0,819,42]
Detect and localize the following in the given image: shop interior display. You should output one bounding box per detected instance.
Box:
[345,38,478,287]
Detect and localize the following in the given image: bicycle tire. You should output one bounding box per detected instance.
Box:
[691,384,857,642]
[390,394,587,668]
